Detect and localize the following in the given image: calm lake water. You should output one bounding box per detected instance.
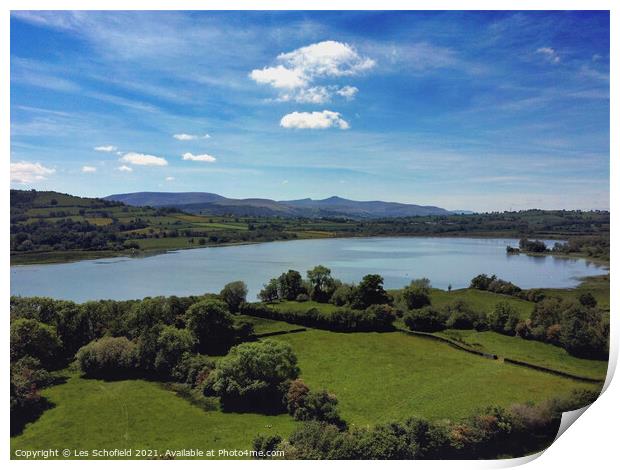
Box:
[10,237,607,303]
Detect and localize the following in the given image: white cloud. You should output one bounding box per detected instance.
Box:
[277,41,375,79]
[120,152,168,166]
[94,145,118,152]
[116,165,133,172]
[182,152,217,163]
[81,166,97,173]
[165,176,175,181]
[280,110,350,130]
[173,133,211,141]
[250,65,306,89]
[536,47,560,64]
[250,41,373,104]
[336,85,358,100]
[11,161,55,184]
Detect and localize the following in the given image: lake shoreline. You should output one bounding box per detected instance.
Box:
[9,231,609,267]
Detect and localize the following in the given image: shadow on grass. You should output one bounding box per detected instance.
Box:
[11,397,55,437]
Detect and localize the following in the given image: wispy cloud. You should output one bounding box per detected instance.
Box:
[81,165,97,173]
[182,152,217,163]
[94,145,117,152]
[536,47,560,64]
[173,133,211,141]
[116,165,133,172]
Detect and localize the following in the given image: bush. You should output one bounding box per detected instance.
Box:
[10,318,62,368]
[403,307,447,332]
[488,302,520,335]
[76,336,138,378]
[442,301,483,330]
[220,281,248,313]
[578,292,597,308]
[185,300,235,354]
[252,435,283,459]
[296,293,310,302]
[329,283,355,306]
[206,340,299,411]
[350,274,390,309]
[560,303,607,359]
[171,352,214,386]
[402,281,431,310]
[153,326,196,376]
[285,379,344,428]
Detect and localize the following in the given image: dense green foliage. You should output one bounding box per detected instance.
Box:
[206,341,300,411]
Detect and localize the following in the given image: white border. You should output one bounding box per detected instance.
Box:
[2,1,616,469]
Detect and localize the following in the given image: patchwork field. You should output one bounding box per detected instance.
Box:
[268,329,598,425]
[11,373,296,459]
[437,329,608,380]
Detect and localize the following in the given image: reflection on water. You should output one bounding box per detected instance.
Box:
[10,237,608,303]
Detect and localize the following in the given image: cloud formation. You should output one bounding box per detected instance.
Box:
[94,145,117,152]
[165,176,175,181]
[120,152,168,166]
[182,152,217,162]
[116,165,133,172]
[81,165,97,173]
[250,40,373,103]
[280,110,350,130]
[11,161,55,183]
[173,133,211,141]
[536,47,560,64]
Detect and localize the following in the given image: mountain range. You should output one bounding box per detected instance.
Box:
[104,192,453,219]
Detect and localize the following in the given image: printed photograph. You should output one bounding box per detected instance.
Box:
[9,9,610,460]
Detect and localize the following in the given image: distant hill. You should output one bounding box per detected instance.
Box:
[104,192,453,218]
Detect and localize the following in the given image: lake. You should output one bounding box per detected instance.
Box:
[10,237,607,303]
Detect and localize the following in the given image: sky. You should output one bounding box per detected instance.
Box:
[9,11,610,211]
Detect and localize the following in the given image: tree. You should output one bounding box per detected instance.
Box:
[259,278,279,302]
[10,319,62,368]
[578,292,597,308]
[76,336,138,378]
[329,283,355,306]
[488,302,520,335]
[220,281,248,313]
[560,303,607,359]
[185,300,235,354]
[352,274,390,309]
[206,340,299,411]
[402,280,431,310]
[153,325,196,375]
[307,265,336,302]
[277,270,305,301]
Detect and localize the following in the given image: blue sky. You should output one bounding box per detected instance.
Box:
[10,11,609,211]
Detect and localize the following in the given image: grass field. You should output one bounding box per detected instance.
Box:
[235,315,302,335]
[11,372,296,460]
[541,275,610,312]
[269,300,342,315]
[272,329,599,425]
[427,288,535,319]
[437,329,608,380]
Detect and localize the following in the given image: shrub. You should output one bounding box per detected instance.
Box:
[442,301,483,330]
[578,292,597,308]
[185,300,235,354]
[488,302,520,335]
[531,297,565,329]
[220,281,248,313]
[171,352,214,386]
[329,283,355,306]
[153,326,196,376]
[10,318,62,368]
[207,340,299,411]
[296,293,310,302]
[402,282,431,310]
[403,307,447,332]
[252,435,283,459]
[76,336,138,378]
[560,303,607,359]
